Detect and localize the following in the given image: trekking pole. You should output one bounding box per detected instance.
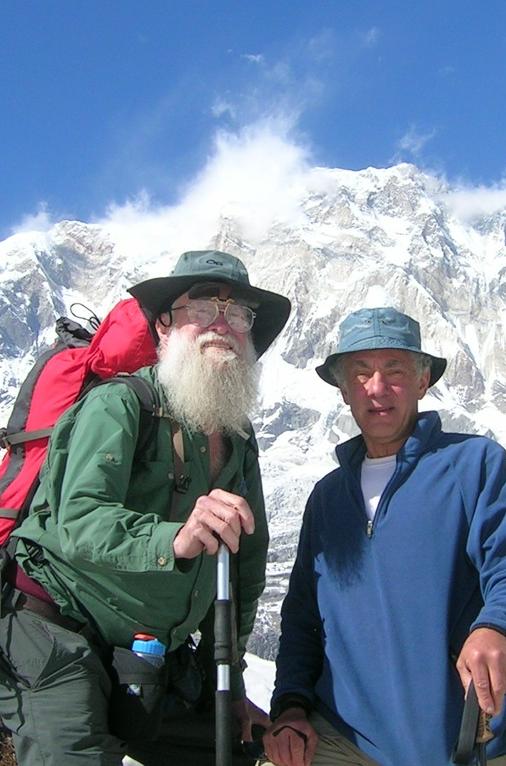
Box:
[453,681,493,765]
[215,542,233,766]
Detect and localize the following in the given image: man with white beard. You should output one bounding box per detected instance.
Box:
[0,250,291,766]
[157,294,259,440]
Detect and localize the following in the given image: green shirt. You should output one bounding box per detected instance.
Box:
[15,366,268,698]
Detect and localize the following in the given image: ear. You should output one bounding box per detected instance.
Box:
[155,316,171,336]
[340,384,350,405]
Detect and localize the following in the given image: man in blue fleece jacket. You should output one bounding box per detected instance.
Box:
[263,307,506,766]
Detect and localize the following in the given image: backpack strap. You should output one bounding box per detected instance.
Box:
[0,427,54,449]
[89,374,162,456]
[90,376,190,504]
[169,419,192,519]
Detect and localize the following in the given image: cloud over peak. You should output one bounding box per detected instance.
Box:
[97,118,313,265]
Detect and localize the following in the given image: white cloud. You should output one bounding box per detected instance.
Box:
[211,98,237,119]
[241,53,264,64]
[396,124,436,157]
[10,204,55,235]
[97,117,314,267]
[213,33,335,131]
[307,28,338,61]
[445,182,506,221]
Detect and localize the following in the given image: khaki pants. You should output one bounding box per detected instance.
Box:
[259,711,506,766]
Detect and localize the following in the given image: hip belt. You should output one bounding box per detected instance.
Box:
[12,590,86,634]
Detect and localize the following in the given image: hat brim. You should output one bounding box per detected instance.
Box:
[128,274,291,358]
[316,348,447,388]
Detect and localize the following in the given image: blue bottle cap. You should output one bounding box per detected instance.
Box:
[132,637,166,656]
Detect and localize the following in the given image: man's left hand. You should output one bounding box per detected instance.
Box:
[456,627,506,716]
[232,696,270,743]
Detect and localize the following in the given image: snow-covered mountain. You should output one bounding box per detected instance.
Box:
[1,162,506,657]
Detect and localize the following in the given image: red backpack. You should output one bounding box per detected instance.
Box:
[0,298,158,546]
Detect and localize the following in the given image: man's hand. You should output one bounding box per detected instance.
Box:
[456,627,506,716]
[232,696,270,743]
[263,707,319,766]
[173,488,255,559]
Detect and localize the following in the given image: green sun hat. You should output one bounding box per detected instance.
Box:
[316,306,447,387]
[128,250,291,357]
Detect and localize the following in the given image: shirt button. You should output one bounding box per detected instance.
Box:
[200,446,206,454]
[157,556,168,567]
[168,472,174,480]
[194,590,199,598]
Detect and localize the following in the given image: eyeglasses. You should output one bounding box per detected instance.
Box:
[161,298,256,333]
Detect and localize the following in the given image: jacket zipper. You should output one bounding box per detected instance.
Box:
[364,462,402,539]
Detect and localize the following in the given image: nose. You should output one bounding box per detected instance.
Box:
[365,370,388,397]
[207,308,230,334]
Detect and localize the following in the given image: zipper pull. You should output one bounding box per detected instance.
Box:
[366,519,374,538]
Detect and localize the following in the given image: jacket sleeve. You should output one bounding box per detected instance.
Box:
[271,489,324,708]
[40,383,183,574]
[464,439,506,634]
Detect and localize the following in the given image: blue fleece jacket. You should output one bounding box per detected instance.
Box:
[272,411,506,765]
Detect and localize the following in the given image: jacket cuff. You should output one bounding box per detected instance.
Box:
[469,622,506,638]
[270,693,313,721]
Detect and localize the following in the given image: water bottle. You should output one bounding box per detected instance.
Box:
[127,633,166,696]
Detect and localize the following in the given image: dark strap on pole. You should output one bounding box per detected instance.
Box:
[453,682,492,764]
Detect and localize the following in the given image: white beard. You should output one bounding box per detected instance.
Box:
[156,329,259,436]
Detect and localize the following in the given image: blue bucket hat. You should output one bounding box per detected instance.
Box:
[316,306,447,388]
[128,250,291,358]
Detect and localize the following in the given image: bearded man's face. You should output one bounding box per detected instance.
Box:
[155,288,259,436]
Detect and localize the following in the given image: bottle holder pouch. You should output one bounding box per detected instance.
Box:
[166,639,203,705]
[109,646,169,741]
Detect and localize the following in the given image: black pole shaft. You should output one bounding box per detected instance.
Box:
[215,685,233,765]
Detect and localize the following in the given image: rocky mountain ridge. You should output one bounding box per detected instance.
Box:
[1,162,505,656]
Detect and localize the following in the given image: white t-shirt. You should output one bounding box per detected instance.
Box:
[361,454,397,521]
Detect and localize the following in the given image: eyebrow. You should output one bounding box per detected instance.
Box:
[349,357,410,370]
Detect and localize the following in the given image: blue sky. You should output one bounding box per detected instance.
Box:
[2,0,506,239]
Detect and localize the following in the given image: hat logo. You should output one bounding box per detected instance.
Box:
[206,259,223,266]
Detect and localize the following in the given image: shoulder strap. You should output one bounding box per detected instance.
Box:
[0,427,54,448]
[170,419,189,491]
[91,374,162,456]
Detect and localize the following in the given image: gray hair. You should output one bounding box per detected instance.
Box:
[330,357,347,388]
[330,351,432,388]
[412,352,432,378]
